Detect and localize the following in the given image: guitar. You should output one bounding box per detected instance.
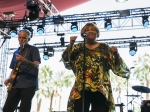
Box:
[7,44,24,92]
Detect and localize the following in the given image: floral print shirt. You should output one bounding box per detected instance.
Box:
[62,43,129,112]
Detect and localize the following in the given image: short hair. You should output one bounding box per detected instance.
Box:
[80,23,100,38]
[18,29,31,38]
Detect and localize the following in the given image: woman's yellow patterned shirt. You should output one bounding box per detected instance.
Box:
[62,43,129,112]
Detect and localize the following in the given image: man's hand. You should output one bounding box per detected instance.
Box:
[4,78,10,86]
[16,54,27,63]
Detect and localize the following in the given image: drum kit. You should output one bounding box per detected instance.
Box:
[116,85,150,112]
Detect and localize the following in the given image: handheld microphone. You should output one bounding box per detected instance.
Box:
[81,33,88,37]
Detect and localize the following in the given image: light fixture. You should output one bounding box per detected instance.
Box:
[37,25,44,35]
[0,21,6,28]
[43,51,49,60]
[71,22,78,32]
[60,37,64,46]
[53,15,64,24]
[9,27,17,37]
[129,42,137,56]
[116,0,128,3]
[104,19,112,30]
[142,16,149,27]
[119,10,130,17]
[43,46,54,60]
[27,2,40,21]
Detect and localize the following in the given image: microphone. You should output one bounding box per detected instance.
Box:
[81,33,88,37]
[0,35,11,48]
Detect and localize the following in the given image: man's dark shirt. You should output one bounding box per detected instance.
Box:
[9,44,41,90]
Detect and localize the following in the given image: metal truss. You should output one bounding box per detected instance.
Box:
[1,7,150,32]
[0,39,9,107]
[7,36,150,54]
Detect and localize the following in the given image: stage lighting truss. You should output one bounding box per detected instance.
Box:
[7,36,150,55]
[71,22,78,32]
[9,27,17,37]
[142,16,149,27]
[43,46,54,60]
[37,25,44,35]
[129,42,137,56]
[104,19,112,30]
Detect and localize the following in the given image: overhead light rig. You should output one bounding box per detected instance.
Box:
[7,36,150,54]
[0,7,150,28]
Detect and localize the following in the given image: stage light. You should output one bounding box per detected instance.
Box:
[142,16,149,27]
[43,51,49,60]
[9,27,17,37]
[27,3,40,21]
[43,46,54,60]
[104,19,112,30]
[116,0,128,3]
[129,42,137,56]
[53,15,64,24]
[0,21,6,28]
[71,22,78,32]
[37,25,44,35]
[60,37,64,46]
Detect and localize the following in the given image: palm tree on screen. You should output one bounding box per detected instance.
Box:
[36,65,75,112]
[36,65,53,112]
[132,53,150,100]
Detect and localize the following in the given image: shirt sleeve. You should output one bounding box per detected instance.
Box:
[61,43,82,70]
[9,50,19,69]
[30,46,41,63]
[106,45,129,78]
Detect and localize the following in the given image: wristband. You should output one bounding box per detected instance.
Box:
[25,60,30,65]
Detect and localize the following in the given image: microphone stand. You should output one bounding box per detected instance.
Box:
[127,77,129,111]
[124,67,134,112]
[0,30,11,49]
[82,37,86,112]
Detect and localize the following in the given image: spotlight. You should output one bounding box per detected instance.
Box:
[71,22,78,32]
[9,27,17,37]
[142,16,149,27]
[116,0,128,3]
[53,15,64,24]
[129,42,137,56]
[104,19,112,30]
[43,51,49,60]
[43,46,54,60]
[60,37,64,46]
[37,25,44,35]
[0,21,6,28]
[27,3,40,21]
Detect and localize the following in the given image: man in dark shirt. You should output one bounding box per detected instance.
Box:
[3,29,41,112]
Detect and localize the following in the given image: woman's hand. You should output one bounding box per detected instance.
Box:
[110,46,118,53]
[70,36,77,45]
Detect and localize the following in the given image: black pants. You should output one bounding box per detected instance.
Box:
[3,87,36,112]
[74,90,108,112]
